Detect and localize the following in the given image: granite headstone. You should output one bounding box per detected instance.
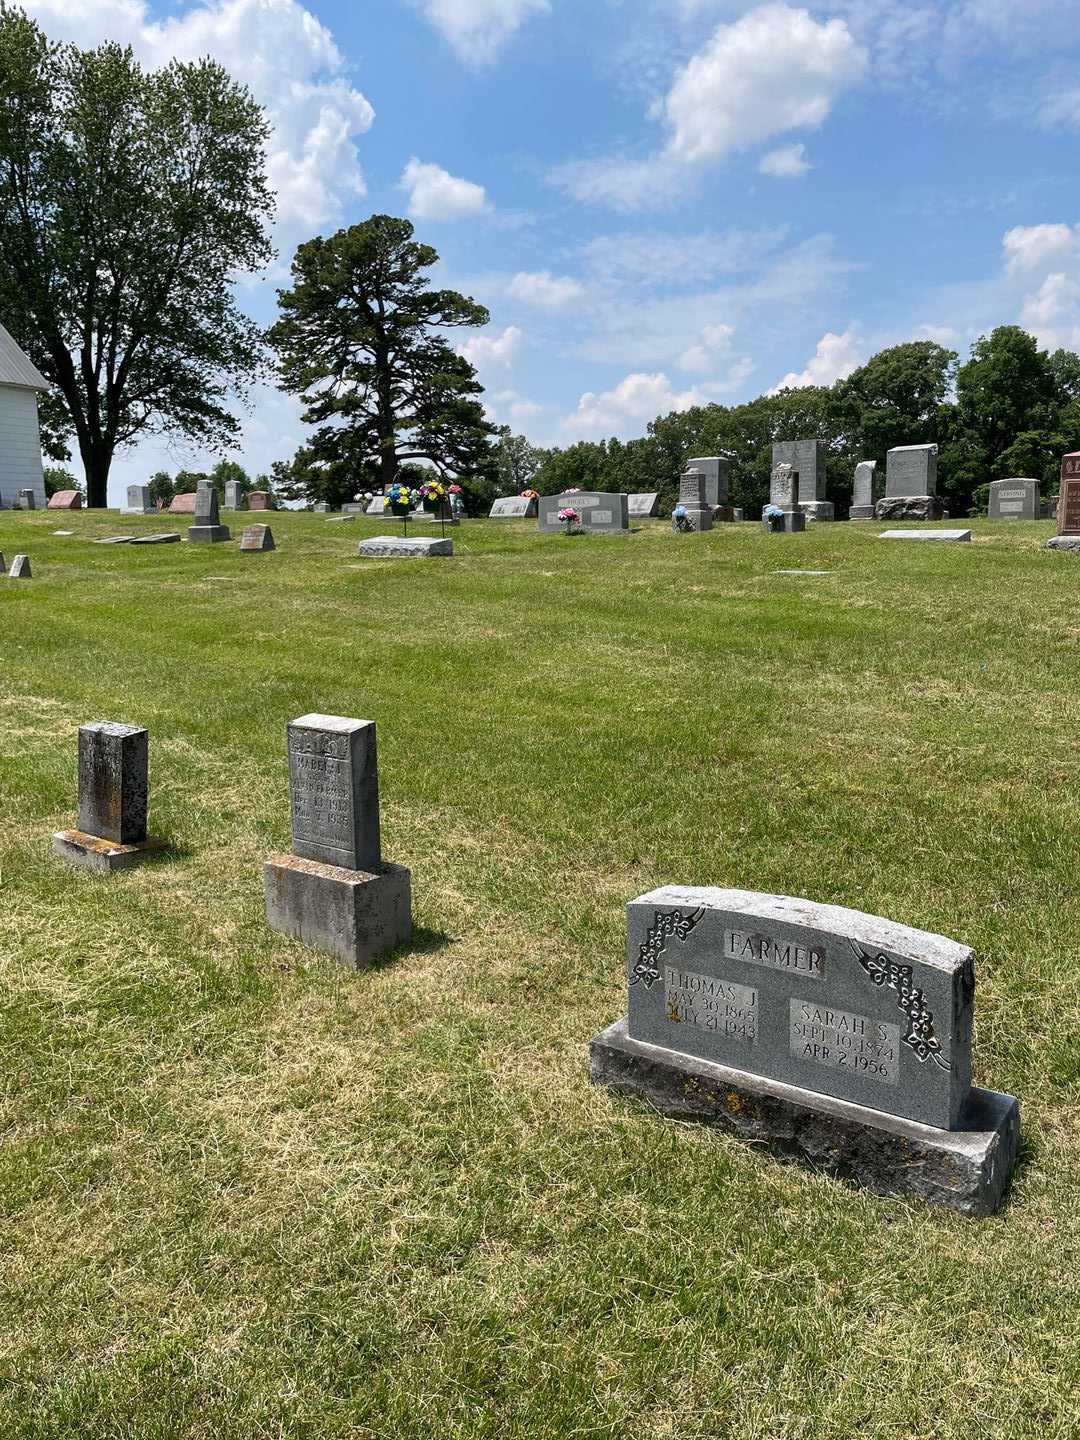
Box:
[490,496,537,518]
[772,441,833,521]
[850,461,881,520]
[53,721,165,872]
[988,478,1040,520]
[627,492,660,518]
[538,493,629,533]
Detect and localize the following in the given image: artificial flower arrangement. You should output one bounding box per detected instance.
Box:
[448,483,463,494]
[387,481,416,513]
[520,488,539,499]
[420,479,447,509]
[557,505,581,534]
[671,503,691,533]
[762,503,784,532]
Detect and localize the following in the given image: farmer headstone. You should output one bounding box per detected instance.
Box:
[263,715,412,968]
[188,483,231,544]
[538,492,630,533]
[589,886,1019,1215]
[47,490,82,510]
[239,523,275,552]
[773,440,833,521]
[8,553,31,577]
[490,496,537,519]
[877,445,944,521]
[124,484,153,513]
[850,461,881,520]
[627,492,660,519]
[224,480,246,511]
[676,470,713,532]
[988,478,1040,520]
[53,721,165,873]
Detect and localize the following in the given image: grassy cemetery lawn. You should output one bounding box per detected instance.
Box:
[2,508,1079,1439]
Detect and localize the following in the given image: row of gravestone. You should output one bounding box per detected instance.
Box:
[51,711,1019,1218]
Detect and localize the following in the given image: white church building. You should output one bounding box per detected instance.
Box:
[0,321,48,509]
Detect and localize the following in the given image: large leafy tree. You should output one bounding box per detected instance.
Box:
[836,342,958,459]
[269,215,496,494]
[0,7,274,506]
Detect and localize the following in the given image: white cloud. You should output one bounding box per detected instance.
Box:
[414,0,550,65]
[21,0,375,230]
[556,5,864,208]
[458,325,523,368]
[664,7,865,165]
[1003,223,1079,274]
[400,158,491,221]
[771,328,863,391]
[489,388,544,427]
[507,271,585,308]
[758,143,811,178]
[582,228,787,285]
[1040,88,1080,129]
[679,322,735,372]
[564,372,705,437]
[1020,273,1080,353]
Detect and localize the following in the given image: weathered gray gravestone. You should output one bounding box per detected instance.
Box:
[764,465,806,532]
[676,470,713,532]
[8,553,31,577]
[224,480,246,511]
[53,722,166,873]
[490,496,537,518]
[264,715,412,968]
[988,478,1040,521]
[188,483,231,543]
[686,456,735,519]
[124,484,153,513]
[239,523,275,552]
[359,535,453,558]
[772,441,833,521]
[849,461,881,520]
[627,493,660,519]
[877,445,944,521]
[17,488,35,510]
[589,886,1019,1214]
[538,493,630,533]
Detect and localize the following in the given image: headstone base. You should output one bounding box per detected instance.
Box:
[849,505,875,521]
[801,501,835,522]
[359,536,453,558]
[264,853,412,968]
[682,505,713,532]
[762,511,806,534]
[53,829,167,874]
[589,1019,1018,1217]
[710,506,735,523]
[1046,535,1080,552]
[875,496,945,521]
[187,525,232,544]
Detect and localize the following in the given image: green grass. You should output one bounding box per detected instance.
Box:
[1,507,1078,1439]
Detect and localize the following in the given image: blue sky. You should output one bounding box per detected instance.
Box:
[20,0,1080,502]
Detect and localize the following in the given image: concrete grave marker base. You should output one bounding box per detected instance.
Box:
[879,529,971,542]
[187,525,231,544]
[52,829,168,874]
[589,1019,1018,1217]
[359,535,453,558]
[264,854,412,969]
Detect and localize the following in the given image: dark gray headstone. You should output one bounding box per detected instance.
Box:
[676,471,712,531]
[287,714,381,872]
[988,478,1040,520]
[625,887,972,1128]
[886,444,938,498]
[538,493,629,533]
[686,457,732,508]
[194,483,219,525]
[77,721,148,845]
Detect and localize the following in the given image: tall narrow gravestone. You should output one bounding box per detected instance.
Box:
[224,480,246,511]
[1047,453,1080,551]
[849,460,881,520]
[772,440,833,521]
[124,484,153,514]
[686,456,735,520]
[876,445,944,521]
[590,887,1019,1214]
[188,483,231,544]
[263,716,412,968]
[53,722,166,872]
[764,465,805,532]
[676,470,713,531]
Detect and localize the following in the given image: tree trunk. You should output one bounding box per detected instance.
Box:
[80,438,113,509]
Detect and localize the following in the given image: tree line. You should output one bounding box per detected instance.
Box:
[0,8,1076,516]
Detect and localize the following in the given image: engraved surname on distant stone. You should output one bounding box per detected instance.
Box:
[725,928,824,978]
[789,1000,899,1084]
[664,966,758,1043]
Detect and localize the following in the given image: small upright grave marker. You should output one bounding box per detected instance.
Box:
[53,722,166,873]
[224,480,247,511]
[17,488,35,509]
[47,490,82,510]
[490,496,537,519]
[849,460,881,520]
[627,492,660,519]
[247,491,271,511]
[239,523,275,552]
[8,553,31,577]
[590,887,1019,1214]
[264,715,412,967]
